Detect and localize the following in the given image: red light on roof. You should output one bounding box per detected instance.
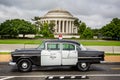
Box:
[59,34,62,40]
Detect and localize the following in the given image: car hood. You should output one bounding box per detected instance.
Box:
[11,48,41,54]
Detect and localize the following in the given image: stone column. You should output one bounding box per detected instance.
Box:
[62,20,64,33]
[64,21,66,33]
[55,20,57,33]
[66,20,68,34]
[43,20,44,23]
[45,20,46,23]
[57,20,58,33]
[59,20,61,33]
[68,21,69,34]
[69,21,71,34]
[71,21,73,33]
[48,20,50,24]
[71,21,73,34]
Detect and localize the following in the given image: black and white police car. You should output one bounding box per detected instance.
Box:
[9,40,104,72]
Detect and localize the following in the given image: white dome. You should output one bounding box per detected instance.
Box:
[43,8,74,18]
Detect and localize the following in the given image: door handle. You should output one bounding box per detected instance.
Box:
[50,56,56,59]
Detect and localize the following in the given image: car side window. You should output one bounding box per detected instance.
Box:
[76,45,81,51]
[62,43,75,50]
[38,43,45,50]
[47,43,60,50]
[70,44,75,50]
[63,44,69,50]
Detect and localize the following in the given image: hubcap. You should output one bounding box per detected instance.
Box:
[81,63,87,68]
[22,62,28,69]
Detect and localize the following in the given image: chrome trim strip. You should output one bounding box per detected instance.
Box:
[78,57,101,59]
[13,55,40,56]
[15,52,40,54]
[62,57,77,59]
[62,57,101,59]
[100,61,107,63]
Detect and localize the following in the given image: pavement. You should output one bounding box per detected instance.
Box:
[0,44,120,53]
[0,62,120,80]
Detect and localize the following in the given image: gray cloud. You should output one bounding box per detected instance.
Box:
[0,0,120,28]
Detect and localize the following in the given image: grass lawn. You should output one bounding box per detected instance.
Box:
[0,52,10,54]
[79,40,120,46]
[0,39,120,46]
[105,53,120,56]
[0,39,41,44]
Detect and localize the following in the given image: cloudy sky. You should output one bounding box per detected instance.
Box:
[0,0,120,28]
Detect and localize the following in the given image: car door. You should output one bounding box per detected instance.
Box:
[41,42,61,66]
[61,43,78,65]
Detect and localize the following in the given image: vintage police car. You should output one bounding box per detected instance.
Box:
[9,40,104,72]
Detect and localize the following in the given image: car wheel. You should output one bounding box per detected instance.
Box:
[17,59,32,72]
[77,62,90,71]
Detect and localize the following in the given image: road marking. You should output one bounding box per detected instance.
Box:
[0,74,120,78]
[81,75,87,78]
[0,76,14,80]
[111,68,120,70]
[71,76,75,79]
[60,76,64,79]
[46,76,88,80]
[48,76,53,79]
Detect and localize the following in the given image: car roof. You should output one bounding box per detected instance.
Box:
[44,39,80,46]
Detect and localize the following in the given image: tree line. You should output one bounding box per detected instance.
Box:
[0,19,37,38]
[74,18,120,40]
[0,17,120,40]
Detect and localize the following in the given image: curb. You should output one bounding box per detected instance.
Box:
[0,62,9,65]
[101,61,120,65]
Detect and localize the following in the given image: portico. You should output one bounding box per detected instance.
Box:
[40,8,78,35]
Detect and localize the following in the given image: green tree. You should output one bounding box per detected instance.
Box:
[78,22,86,35]
[92,29,102,38]
[32,16,41,31]
[74,18,80,27]
[0,19,19,38]
[81,27,93,39]
[40,22,55,38]
[32,16,55,38]
[0,19,37,38]
[101,18,120,40]
[18,20,37,38]
[74,19,86,35]
[49,21,55,34]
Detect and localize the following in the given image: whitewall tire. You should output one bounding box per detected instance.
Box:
[17,59,32,72]
[77,62,90,71]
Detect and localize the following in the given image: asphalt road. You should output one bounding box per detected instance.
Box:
[0,62,120,80]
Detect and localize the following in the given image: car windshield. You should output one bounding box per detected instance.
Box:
[37,42,45,50]
[80,44,87,50]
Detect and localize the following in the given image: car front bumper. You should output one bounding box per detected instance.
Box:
[9,61,16,66]
[100,61,107,63]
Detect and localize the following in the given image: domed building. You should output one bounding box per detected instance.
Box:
[40,8,79,38]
